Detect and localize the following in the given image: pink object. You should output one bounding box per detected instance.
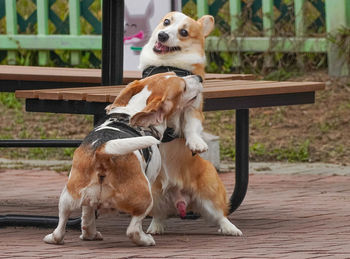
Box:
[123,30,144,42]
[176,201,187,219]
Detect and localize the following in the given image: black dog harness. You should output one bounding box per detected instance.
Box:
[142,65,194,78]
[82,113,160,166]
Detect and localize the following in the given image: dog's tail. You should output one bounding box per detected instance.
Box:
[102,136,159,156]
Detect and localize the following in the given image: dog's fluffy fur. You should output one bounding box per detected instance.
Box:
[43,73,205,246]
[140,12,242,236]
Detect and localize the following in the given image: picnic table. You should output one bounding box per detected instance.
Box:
[15,77,325,215]
[0,0,325,227]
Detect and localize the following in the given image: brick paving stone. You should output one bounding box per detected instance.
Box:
[0,168,350,258]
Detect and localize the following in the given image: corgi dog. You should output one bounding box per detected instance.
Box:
[139,12,242,236]
[43,72,204,247]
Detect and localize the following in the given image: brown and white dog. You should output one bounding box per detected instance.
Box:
[139,12,242,236]
[43,72,204,246]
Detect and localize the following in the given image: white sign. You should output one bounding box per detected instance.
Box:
[123,0,180,71]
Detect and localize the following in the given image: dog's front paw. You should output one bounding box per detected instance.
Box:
[43,233,64,245]
[218,218,243,236]
[80,231,103,241]
[147,220,165,235]
[186,136,208,153]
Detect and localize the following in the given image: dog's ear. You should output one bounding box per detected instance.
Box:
[130,96,173,127]
[145,0,154,17]
[106,80,145,113]
[197,15,215,37]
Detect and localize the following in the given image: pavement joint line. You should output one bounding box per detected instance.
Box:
[1,158,350,175]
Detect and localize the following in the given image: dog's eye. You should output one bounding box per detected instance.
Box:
[179,29,188,37]
[163,19,171,26]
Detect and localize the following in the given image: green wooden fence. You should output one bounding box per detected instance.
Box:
[0,0,102,66]
[0,0,349,76]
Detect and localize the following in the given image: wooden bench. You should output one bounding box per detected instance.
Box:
[0,65,254,147]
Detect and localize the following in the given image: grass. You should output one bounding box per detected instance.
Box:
[221,140,310,163]
[0,93,22,110]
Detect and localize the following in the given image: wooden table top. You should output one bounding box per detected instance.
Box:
[16,79,325,103]
[0,65,255,84]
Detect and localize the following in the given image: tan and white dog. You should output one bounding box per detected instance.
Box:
[139,12,242,236]
[43,72,204,246]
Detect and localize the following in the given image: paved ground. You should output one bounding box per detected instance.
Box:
[0,164,350,258]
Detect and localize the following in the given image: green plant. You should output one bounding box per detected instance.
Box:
[250,142,266,157]
[63,148,75,158]
[271,140,310,162]
[0,93,22,110]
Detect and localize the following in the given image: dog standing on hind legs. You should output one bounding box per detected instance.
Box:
[43,73,205,246]
[139,11,242,236]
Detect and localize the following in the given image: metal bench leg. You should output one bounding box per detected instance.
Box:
[229,109,249,214]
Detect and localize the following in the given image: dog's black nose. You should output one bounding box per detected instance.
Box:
[196,75,203,83]
[158,31,169,42]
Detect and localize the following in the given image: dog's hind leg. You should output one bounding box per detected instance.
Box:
[126,189,155,246]
[80,206,103,241]
[124,182,155,246]
[147,217,166,234]
[198,199,242,236]
[146,193,172,235]
[127,213,155,246]
[43,186,78,244]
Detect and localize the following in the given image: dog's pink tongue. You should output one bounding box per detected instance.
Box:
[176,201,187,219]
[155,42,168,53]
[155,42,163,50]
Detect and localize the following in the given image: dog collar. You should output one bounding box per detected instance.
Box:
[142,66,194,78]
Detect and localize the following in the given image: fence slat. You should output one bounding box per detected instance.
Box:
[229,0,241,32]
[0,35,101,50]
[197,0,208,18]
[325,0,349,76]
[5,0,17,64]
[205,36,327,53]
[69,0,81,65]
[294,0,305,37]
[37,0,49,66]
[262,0,274,68]
[262,0,274,36]
[229,0,242,67]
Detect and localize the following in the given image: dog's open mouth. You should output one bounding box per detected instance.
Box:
[153,41,181,54]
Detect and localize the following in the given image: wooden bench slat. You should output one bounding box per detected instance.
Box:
[15,79,325,102]
[0,65,254,84]
[61,87,125,101]
[85,81,325,102]
[36,86,125,100]
[203,82,325,98]
[204,73,255,80]
[14,80,287,99]
[0,65,141,83]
